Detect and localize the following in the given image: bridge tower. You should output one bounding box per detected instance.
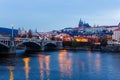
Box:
[9,25,16,54]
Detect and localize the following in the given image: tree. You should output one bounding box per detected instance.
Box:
[100,37,108,47]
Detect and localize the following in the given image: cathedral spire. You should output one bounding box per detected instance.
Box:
[78,18,83,27]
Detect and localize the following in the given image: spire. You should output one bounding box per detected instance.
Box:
[35,28,37,33]
[18,27,22,35]
[78,18,83,27]
[78,19,91,28]
[22,27,24,31]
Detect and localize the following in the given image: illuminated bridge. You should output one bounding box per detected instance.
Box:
[0,37,63,54]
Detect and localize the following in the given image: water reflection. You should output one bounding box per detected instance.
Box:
[0,57,15,80]
[23,57,30,80]
[45,56,50,79]
[1,50,120,80]
[95,54,101,73]
[38,54,44,80]
[58,50,72,79]
[81,61,85,72]
[87,50,92,57]
[0,57,15,66]
[38,54,51,80]
[8,66,14,80]
[87,51,102,73]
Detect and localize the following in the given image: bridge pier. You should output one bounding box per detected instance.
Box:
[9,46,16,54]
[41,47,45,51]
[56,41,63,49]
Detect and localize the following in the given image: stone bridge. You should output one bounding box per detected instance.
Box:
[0,37,63,54]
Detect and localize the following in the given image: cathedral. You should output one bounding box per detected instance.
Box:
[78,19,91,28]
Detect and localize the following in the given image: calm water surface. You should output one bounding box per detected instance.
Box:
[0,50,120,80]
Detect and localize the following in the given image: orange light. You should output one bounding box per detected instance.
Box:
[75,38,88,42]
[23,58,30,80]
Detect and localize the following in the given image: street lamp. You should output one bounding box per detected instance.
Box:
[11,25,14,46]
[11,25,14,38]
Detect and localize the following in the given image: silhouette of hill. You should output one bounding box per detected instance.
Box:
[0,27,18,36]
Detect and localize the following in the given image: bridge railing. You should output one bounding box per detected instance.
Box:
[16,38,41,43]
[0,37,10,41]
[0,37,63,48]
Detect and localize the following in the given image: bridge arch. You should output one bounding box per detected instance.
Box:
[16,41,41,51]
[43,40,57,46]
[0,42,9,49]
[44,42,57,50]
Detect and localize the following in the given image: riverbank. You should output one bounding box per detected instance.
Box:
[0,45,120,56]
[62,45,120,52]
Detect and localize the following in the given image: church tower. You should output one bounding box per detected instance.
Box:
[18,28,22,36]
[78,19,84,27]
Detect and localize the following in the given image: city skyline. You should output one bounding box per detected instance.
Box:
[0,0,120,32]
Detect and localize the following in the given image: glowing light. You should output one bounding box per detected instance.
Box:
[45,56,50,78]
[38,55,44,80]
[75,38,88,42]
[10,70,14,80]
[7,66,14,80]
[23,58,30,80]
[58,50,72,77]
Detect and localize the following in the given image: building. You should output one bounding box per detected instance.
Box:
[112,28,120,41]
[78,19,90,28]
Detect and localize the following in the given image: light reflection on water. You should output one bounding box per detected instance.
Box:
[59,50,72,79]
[23,57,30,80]
[8,66,14,80]
[0,50,120,80]
[38,54,45,80]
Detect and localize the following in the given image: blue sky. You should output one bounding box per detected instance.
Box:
[0,0,120,32]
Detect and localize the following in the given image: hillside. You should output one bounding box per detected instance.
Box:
[0,27,18,36]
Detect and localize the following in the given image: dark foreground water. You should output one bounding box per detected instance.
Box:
[0,50,120,80]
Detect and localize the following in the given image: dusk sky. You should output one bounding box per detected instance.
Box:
[0,0,120,32]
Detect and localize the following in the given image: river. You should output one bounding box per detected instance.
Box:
[0,50,120,80]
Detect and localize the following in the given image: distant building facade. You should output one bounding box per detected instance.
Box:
[112,28,120,41]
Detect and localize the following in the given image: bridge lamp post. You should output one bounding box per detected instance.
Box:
[11,25,15,46]
[8,25,16,53]
[11,25,14,39]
